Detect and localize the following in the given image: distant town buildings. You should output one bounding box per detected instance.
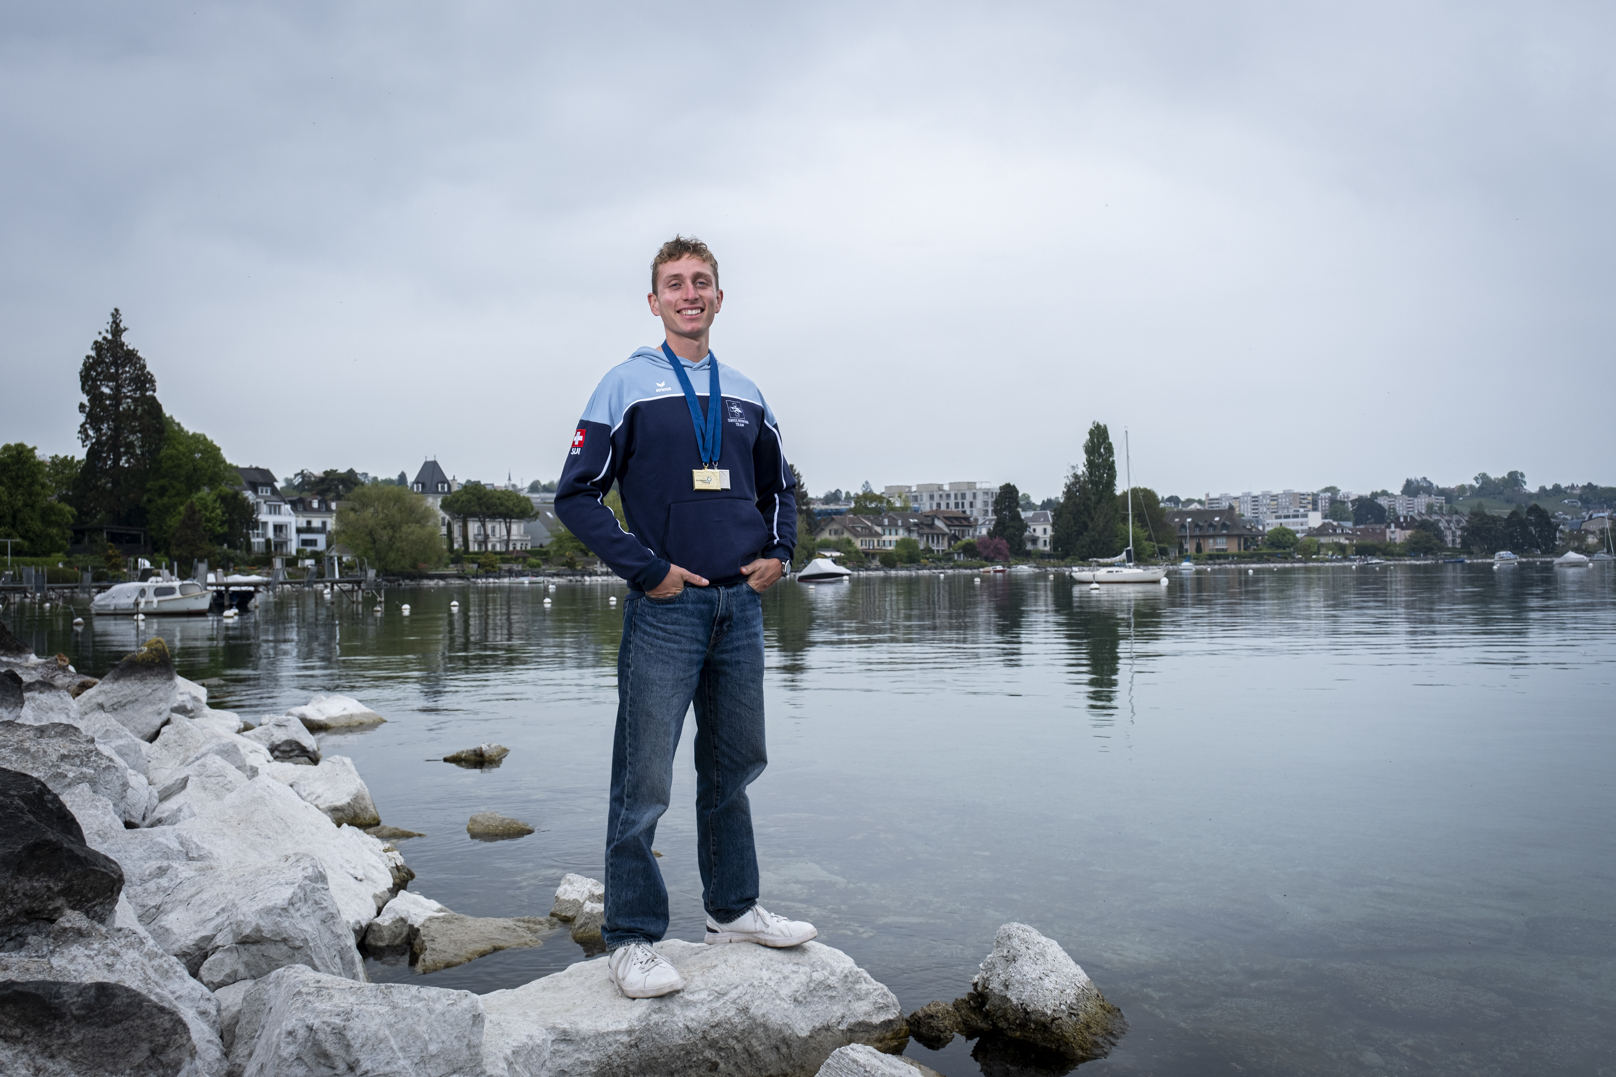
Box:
[884,482,998,524]
[1025,509,1053,550]
[408,459,531,554]
[1165,510,1262,556]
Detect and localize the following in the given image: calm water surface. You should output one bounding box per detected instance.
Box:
[10,564,1614,1076]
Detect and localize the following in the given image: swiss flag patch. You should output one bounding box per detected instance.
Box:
[571,429,586,448]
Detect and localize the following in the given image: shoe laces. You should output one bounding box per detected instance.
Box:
[751,904,788,927]
[621,943,662,973]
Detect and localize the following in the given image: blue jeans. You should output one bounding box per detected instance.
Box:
[603,582,768,949]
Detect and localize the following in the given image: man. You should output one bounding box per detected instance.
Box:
[555,235,816,999]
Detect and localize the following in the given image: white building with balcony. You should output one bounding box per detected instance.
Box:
[237,467,293,555]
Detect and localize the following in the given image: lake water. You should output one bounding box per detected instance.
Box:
[8,563,1614,1076]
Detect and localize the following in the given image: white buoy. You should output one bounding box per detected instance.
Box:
[450,600,460,609]
[223,608,238,619]
[609,596,617,605]
[134,612,145,621]
[72,617,84,626]
[401,604,411,615]
[1089,581,1101,590]
[542,597,552,607]
[1160,576,1170,586]
[1249,569,1255,575]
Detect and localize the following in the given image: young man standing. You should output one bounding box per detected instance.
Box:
[555,236,816,999]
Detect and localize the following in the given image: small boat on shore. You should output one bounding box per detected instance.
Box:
[92,578,211,616]
[796,557,852,583]
[1441,556,1467,564]
[1493,551,1519,570]
[1553,551,1590,569]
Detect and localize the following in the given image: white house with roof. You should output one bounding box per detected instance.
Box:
[237,467,292,554]
[1024,509,1053,550]
[285,495,336,553]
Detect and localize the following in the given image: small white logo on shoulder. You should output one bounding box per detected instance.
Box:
[655,381,675,393]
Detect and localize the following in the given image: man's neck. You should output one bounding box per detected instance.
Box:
[663,333,709,363]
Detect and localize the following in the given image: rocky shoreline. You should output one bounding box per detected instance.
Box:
[0,619,1124,1077]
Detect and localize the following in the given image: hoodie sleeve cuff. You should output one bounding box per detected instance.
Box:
[631,558,671,592]
[763,544,794,570]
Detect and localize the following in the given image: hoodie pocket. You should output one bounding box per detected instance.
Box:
[665,498,772,582]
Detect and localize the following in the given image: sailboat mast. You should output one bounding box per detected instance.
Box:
[1125,428,1133,564]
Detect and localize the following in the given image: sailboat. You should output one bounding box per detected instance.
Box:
[1071,429,1169,585]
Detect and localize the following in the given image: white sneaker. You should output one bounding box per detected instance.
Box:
[606,942,685,998]
[704,904,818,948]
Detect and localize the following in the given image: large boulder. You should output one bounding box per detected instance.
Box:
[467,811,533,840]
[229,964,485,1077]
[262,757,380,828]
[75,637,179,742]
[147,718,268,794]
[241,715,319,765]
[285,693,385,732]
[481,940,907,1077]
[0,768,124,941]
[414,913,556,974]
[18,679,77,725]
[0,902,227,1077]
[166,777,400,936]
[150,754,250,827]
[0,978,200,1077]
[136,853,364,990]
[0,720,152,826]
[962,923,1126,1065]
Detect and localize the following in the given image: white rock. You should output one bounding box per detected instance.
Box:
[19,679,77,725]
[286,693,385,732]
[148,717,269,793]
[150,753,251,827]
[363,890,449,951]
[481,940,906,1077]
[137,852,365,989]
[173,675,210,714]
[816,1043,941,1076]
[172,776,400,936]
[241,714,320,765]
[0,905,227,1077]
[213,978,256,1056]
[968,922,1126,1063]
[193,707,246,736]
[230,964,485,1077]
[263,756,380,828]
[75,640,179,742]
[0,719,150,826]
[550,872,604,921]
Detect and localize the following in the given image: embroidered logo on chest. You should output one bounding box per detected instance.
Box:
[726,401,750,427]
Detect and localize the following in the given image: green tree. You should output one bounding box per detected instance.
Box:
[1298,537,1321,558]
[1114,487,1167,556]
[1069,422,1119,559]
[332,485,445,573]
[74,310,166,527]
[1264,525,1299,551]
[142,416,237,553]
[168,499,212,565]
[790,464,816,570]
[878,550,898,568]
[45,455,80,502]
[478,552,501,576]
[1327,499,1353,522]
[287,468,363,500]
[0,443,75,555]
[850,490,896,515]
[893,536,921,564]
[1524,503,1557,553]
[214,489,255,553]
[953,538,979,559]
[1352,498,1387,525]
[989,483,1028,552]
[1405,529,1441,557]
[1461,507,1504,555]
[544,528,591,569]
[440,483,533,552]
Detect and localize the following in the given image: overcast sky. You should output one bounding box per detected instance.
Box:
[2,2,1611,501]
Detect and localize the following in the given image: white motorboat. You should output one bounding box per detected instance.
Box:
[1493,551,1519,570]
[92,578,211,616]
[1178,560,1196,571]
[796,557,852,583]
[1553,551,1590,568]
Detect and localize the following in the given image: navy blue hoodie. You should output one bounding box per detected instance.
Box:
[554,346,797,591]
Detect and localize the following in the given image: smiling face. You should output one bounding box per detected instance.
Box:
[648,255,723,350]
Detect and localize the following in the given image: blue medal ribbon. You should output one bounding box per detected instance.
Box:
[662,341,723,468]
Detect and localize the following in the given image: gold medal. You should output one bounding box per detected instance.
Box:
[693,468,722,491]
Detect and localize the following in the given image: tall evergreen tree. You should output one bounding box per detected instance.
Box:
[168,499,211,566]
[1051,466,1084,558]
[1074,422,1119,559]
[75,310,165,527]
[989,483,1028,552]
